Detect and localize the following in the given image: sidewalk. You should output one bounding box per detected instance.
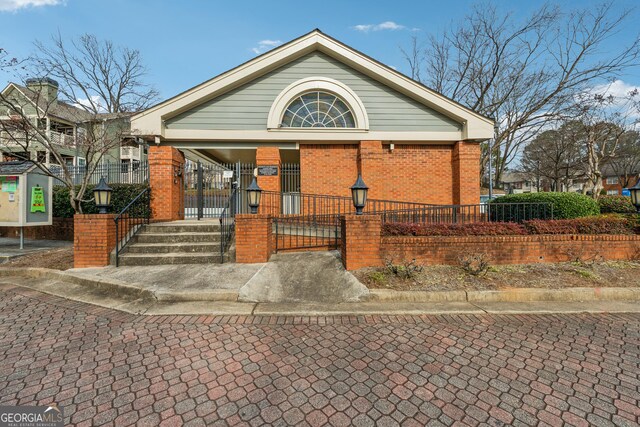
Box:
[1,269,639,316]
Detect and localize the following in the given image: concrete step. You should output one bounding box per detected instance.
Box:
[145,223,221,233]
[125,242,220,254]
[135,232,222,244]
[117,252,228,266]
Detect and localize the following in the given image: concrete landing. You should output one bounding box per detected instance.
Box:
[238,251,369,303]
[66,263,263,300]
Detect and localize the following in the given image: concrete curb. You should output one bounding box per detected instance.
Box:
[367,289,467,302]
[369,287,640,303]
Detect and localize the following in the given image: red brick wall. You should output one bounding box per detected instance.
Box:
[300,142,472,205]
[340,214,382,270]
[453,141,481,205]
[300,144,358,198]
[339,216,640,270]
[381,235,640,266]
[235,214,273,263]
[256,147,281,214]
[73,214,116,268]
[0,217,73,241]
[149,145,185,222]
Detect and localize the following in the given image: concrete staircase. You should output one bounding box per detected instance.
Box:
[115,221,234,266]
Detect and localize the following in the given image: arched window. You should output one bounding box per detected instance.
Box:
[280,91,356,128]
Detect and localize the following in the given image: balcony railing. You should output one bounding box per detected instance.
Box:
[0,130,75,148]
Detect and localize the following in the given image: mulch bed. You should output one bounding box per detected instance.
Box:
[354,260,640,292]
[2,248,74,271]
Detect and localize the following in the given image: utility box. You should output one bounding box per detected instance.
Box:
[0,161,53,227]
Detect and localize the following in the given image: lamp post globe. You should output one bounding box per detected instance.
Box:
[629,180,640,213]
[350,174,369,215]
[93,177,113,214]
[247,177,262,214]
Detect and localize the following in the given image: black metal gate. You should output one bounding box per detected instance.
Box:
[281,163,300,215]
[222,162,255,215]
[183,160,231,219]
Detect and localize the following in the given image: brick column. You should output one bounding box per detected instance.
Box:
[340,214,382,270]
[74,214,116,268]
[235,214,273,263]
[149,145,185,222]
[255,147,281,215]
[358,141,383,200]
[452,141,481,205]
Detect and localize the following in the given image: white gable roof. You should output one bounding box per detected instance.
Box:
[132,30,494,141]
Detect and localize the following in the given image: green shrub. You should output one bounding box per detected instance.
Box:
[597,195,637,214]
[53,184,149,218]
[383,216,638,236]
[489,192,599,220]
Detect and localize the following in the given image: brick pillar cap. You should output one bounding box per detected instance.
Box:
[74,214,117,219]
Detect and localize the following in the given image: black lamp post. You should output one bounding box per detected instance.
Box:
[93,177,113,214]
[350,174,369,215]
[247,177,262,214]
[630,180,640,213]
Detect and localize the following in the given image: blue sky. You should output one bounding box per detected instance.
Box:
[1,0,640,100]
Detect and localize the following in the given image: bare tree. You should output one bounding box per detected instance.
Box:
[568,89,639,197]
[0,47,18,69]
[520,124,584,191]
[0,34,157,213]
[403,2,640,184]
[605,130,640,189]
[32,33,159,114]
[0,84,129,213]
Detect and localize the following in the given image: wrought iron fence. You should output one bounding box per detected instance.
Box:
[50,161,149,185]
[281,163,300,194]
[379,202,554,224]
[274,214,340,252]
[114,187,151,267]
[256,190,442,218]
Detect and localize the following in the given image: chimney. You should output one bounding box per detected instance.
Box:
[25,77,59,104]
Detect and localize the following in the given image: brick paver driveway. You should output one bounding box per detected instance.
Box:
[0,285,639,426]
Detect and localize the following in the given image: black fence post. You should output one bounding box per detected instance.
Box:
[197,160,203,220]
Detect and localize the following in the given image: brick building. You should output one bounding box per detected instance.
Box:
[601,164,640,196]
[132,30,494,221]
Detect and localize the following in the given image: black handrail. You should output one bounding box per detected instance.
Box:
[114,187,151,267]
[219,188,237,263]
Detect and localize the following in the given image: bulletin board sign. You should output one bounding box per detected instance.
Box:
[0,168,52,227]
[0,176,20,223]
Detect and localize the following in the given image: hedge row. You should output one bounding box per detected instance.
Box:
[489,192,600,219]
[597,195,637,214]
[383,222,528,237]
[382,216,639,237]
[53,184,149,218]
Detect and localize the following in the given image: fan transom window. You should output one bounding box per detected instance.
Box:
[281,91,356,128]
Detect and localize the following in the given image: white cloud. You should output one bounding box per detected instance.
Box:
[352,21,405,33]
[0,0,62,12]
[251,39,282,55]
[589,79,640,99]
[74,96,107,113]
[584,79,640,119]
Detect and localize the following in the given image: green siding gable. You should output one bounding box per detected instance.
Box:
[165,52,462,132]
